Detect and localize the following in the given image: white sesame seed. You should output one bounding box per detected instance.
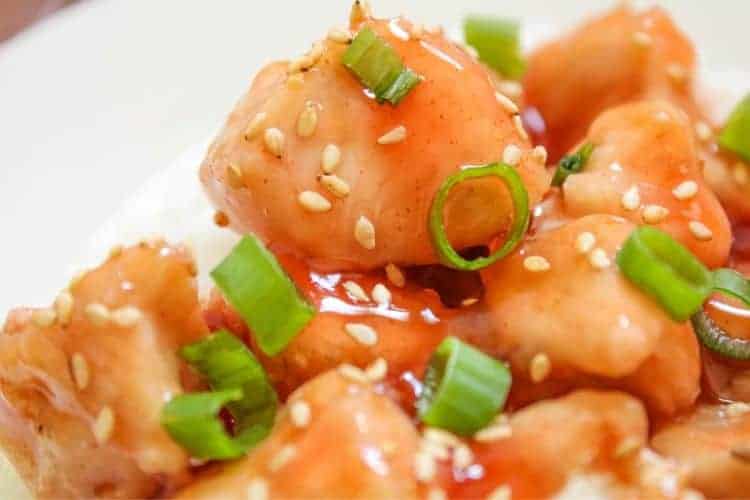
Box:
[420,439,451,461]
[487,485,512,500]
[410,23,426,40]
[414,451,436,482]
[372,283,392,306]
[108,245,123,259]
[474,424,512,442]
[461,43,479,60]
[427,487,447,500]
[462,298,479,307]
[338,363,369,383]
[673,180,698,200]
[365,357,388,382]
[609,162,623,172]
[575,232,596,254]
[529,353,551,383]
[226,163,245,189]
[497,80,522,100]
[268,445,297,472]
[92,406,115,445]
[512,115,529,141]
[244,112,267,141]
[297,102,319,138]
[345,323,378,346]
[424,428,462,448]
[695,121,713,142]
[589,248,611,270]
[54,291,74,327]
[327,26,353,43]
[289,400,311,428]
[666,63,688,84]
[71,353,90,390]
[319,174,350,198]
[523,256,550,272]
[495,92,519,114]
[614,437,642,458]
[298,191,332,213]
[385,263,406,287]
[321,144,341,173]
[343,281,370,302]
[286,73,304,90]
[263,128,285,157]
[734,163,749,185]
[621,185,641,211]
[288,55,312,74]
[112,306,142,328]
[307,42,325,64]
[642,204,670,224]
[85,303,111,327]
[726,402,750,417]
[377,125,407,145]
[247,478,269,500]
[31,308,57,328]
[502,144,522,166]
[453,445,474,469]
[689,221,713,241]
[532,145,548,165]
[355,216,376,250]
[632,31,652,47]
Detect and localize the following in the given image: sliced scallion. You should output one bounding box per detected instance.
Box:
[691,310,750,360]
[463,16,525,79]
[417,336,511,436]
[428,163,530,271]
[551,143,595,187]
[713,268,750,306]
[718,94,750,162]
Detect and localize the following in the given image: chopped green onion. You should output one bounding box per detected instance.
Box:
[342,27,422,105]
[211,235,315,356]
[417,337,511,436]
[551,143,595,187]
[691,310,750,360]
[718,94,750,162]
[463,16,525,79]
[713,268,750,306]
[616,227,713,322]
[428,163,530,271]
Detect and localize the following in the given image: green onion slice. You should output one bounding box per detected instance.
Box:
[211,235,315,356]
[713,268,750,306]
[616,227,713,322]
[463,16,525,79]
[428,163,530,271]
[551,143,595,187]
[417,337,511,436]
[342,27,422,105]
[691,310,750,361]
[718,94,750,162]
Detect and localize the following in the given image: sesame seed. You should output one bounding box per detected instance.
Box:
[71,353,90,390]
[85,303,111,327]
[327,26,353,43]
[263,128,285,157]
[246,478,269,500]
[288,55,312,74]
[410,23,426,40]
[349,0,371,27]
[289,400,311,428]
[689,221,713,241]
[345,323,378,346]
[268,445,297,472]
[734,163,749,185]
[365,357,388,382]
[213,211,230,227]
[92,406,115,444]
[54,291,74,326]
[726,402,750,417]
[621,185,641,211]
[244,112,267,141]
[343,281,369,302]
[575,232,596,254]
[319,174,350,198]
[424,428,462,448]
[321,144,341,173]
[673,180,698,200]
[632,31,652,47]
[589,248,611,270]
[371,283,391,306]
[512,115,529,141]
[462,297,479,307]
[298,191,332,213]
[426,25,443,36]
[453,445,474,469]
[112,306,143,328]
[385,263,406,287]
[108,245,123,259]
[495,92,519,114]
[461,43,479,59]
[487,485,512,500]
[31,308,57,328]
[354,216,376,249]
[286,73,304,90]
[532,145,548,165]
[529,353,551,383]
[609,162,623,172]
[414,451,436,482]
[614,437,642,458]
[502,144,522,166]
[338,363,369,383]
[297,102,319,138]
[666,63,688,84]
[377,125,407,145]
[642,205,669,224]
[497,80,522,100]
[427,487,447,500]
[695,121,713,142]
[731,445,750,462]
[474,424,512,442]
[226,163,245,189]
[420,439,450,461]
[523,256,550,272]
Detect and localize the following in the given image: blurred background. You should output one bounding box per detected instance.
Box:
[0,0,748,314]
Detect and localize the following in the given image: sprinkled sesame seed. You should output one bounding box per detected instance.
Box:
[642,204,670,224]
[497,80,522,100]
[345,323,378,346]
[427,487,447,500]
[666,63,688,84]
[290,400,311,428]
[321,144,342,173]
[31,308,57,328]
[621,185,641,211]
[589,248,611,270]
[85,303,111,327]
[495,92,519,114]
[420,439,450,461]
[365,357,388,382]
[462,297,479,307]
[529,353,551,383]
[689,221,713,241]
[632,31,652,47]
[695,121,713,142]
[93,406,115,444]
[269,445,297,472]
[286,73,304,90]
[453,445,474,469]
[377,125,407,145]
[244,112,267,141]
[226,163,245,189]
[297,102,319,138]
[327,26,353,43]
[424,427,462,448]
[414,451,437,482]
[474,423,512,442]
[343,281,369,302]
[575,232,596,254]
[523,255,550,272]
[263,128,285,157]
[298,191,332,213]
[512,115,529,141]
[349,0,372,26]
[213,211,230,227]
[108,245,123,259]
[609,162,623,172]
[338,363,369,383]
[112,306,143,328]
[410,23,426,40]
[614,437,642,458]
[385,263,406,287]
[71,353,90,390]
[247,478,269,500]
[734,163,749,185]
[319,174,350,198]
[502,144,522,166]
[726,402,750,417]
[55,291,74,326]
[288,56,311,74]
[461,43,479,59]
[355,216,376,250]
[532,145,548,165]
[487,484,512,500]
[673,180,698,200]
[372,283,391,306]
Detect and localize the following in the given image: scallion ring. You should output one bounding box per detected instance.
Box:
[713,268,750,307]
[718,94,750,162]
[428,163,530,271]
[551,143,595,187]
[691,310,750,361]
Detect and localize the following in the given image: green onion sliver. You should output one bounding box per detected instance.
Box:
[211,235,315,356]
[616,227,713,322]
[417,337,511,436]
[342,27,422,105]
[691,310,750,361]
[551,143,594,187]
[428,163,530,271]
[713,268,750,307]
[463,16,525,79]
[718,94,750,162]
